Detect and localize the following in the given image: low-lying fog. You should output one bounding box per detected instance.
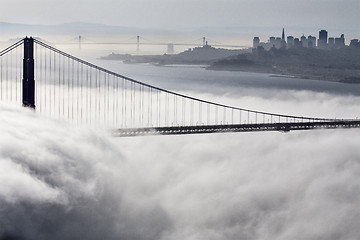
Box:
[1,81,360,239]
[1,41,360,239]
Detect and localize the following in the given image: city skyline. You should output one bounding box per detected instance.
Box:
[253,28,350,50]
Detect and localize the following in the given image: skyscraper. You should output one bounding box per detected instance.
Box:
[318,30,328,48]
[282,28,285,41]
[253,37,260,48]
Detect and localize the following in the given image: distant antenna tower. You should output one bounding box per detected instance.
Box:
[137,36,140,53]
[203,37,206,47]
[78,35,82,49]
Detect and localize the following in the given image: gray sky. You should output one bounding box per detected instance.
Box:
[0,0,359,32]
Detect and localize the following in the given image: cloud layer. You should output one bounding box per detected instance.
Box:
[1,99,360,240]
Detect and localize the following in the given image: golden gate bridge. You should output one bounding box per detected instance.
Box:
[0,37,359,136]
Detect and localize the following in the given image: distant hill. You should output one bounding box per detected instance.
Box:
[210,47,360,83]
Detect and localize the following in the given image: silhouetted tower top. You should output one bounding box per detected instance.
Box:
[319,30,328,41]
[318,30,328,48]
[282,28,285,41]
[137,36,140,53]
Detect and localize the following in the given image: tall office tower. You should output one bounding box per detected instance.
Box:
[318,30,328,49]
[253,37,260,48]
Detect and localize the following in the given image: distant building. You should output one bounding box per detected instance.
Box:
[334,34,345,48]
[328,37,335,48]
[253,37,260,48]
[294,38,301,48]
[275,37,282,49]
[350,39,360,47]
[308,35,316,48]
[269,37,276,47]
[301,35,307,48]
[318,30,328,49]
[287,36,294,48]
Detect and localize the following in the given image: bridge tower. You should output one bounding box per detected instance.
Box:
[78,35,82,49]
[22,37,35,108]
[137,36,140,53]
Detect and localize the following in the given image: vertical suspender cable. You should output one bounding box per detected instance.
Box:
[77,61,79,124]
[80,63,83,123]
[158,90,160,127]
[71,59,74,122]
[10,50,12,102]
[62,53,65,118]
[58,53,61,118]
[88,67,91,124]
[1,56,2,100]
[107,73,110,126]
[175,95,177,126]
[113,75,116,127]
[44,49,47,113]
[116,75,119,127]
[207,104,210,125]
[232,109,234,124]
[199,102,202,125]
[122,77,124,127]
[15,44,18,102]
[124,78,127,127]
[6,53,8,101]
[67,57,70,120]
[53,51,56,117]
[49,50,52,116]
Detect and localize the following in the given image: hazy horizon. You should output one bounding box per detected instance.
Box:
[0,0,359,46]
[0,0,358,29]
[1,1,360,239]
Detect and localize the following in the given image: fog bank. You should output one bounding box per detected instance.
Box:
[1,102,360,239]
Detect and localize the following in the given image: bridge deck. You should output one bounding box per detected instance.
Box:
[112,120,360,137]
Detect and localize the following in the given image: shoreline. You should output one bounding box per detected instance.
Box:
[101,58,360,85]
[207,65,360,84]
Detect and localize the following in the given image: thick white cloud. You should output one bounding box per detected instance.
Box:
[1,87,360,240]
